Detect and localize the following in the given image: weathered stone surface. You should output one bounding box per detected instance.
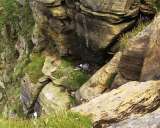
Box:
[21,75,50,114]
[141,14,160,81]
[36,0,61,5]
[75,52,122,102]
[42,54,60,80]
[79,0,135,13]
[108,108,160,128]
[30,0,155,63]
[111,73,129,89]
[117,23,152,82]
[75,13,136,51]
[72,80,160,126]
[15,35,29,60]
[32,24,48,52]
[120,26,151,80]
[39,82,71,114]
[50,6,67,19]
[111,13,160,88]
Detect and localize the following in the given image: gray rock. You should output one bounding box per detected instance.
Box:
[39,82,71,114]
[108,108,160,128]
[140,14,160,81]
[21,75,50,114]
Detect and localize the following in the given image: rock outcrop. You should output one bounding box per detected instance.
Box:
[21,75,51,114]
[141,14,160,81]
[29,0,155,63]
[112,13,160,88]
[75,52,122,102]
[1,0,160,126]
[72,80,160,127]
[39,82,71,114]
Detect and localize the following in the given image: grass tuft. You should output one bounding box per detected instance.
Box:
[53,58,90,90]
[119,21,150,51]
[24,53,45,84]
[0,111,92,128]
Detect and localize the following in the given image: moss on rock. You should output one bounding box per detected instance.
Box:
[24,53,45,84]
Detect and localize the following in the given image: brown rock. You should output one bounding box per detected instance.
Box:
[141,14,160,81]
[72,80,160,127]
[75,52,122,102]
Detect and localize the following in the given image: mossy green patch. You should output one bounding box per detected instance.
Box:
[24,53,45,84]
[52,58,90,90]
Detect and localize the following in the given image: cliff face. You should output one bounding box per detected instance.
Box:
[0,0,160,128]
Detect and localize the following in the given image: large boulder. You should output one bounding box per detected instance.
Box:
[72,80,160,127]
[75,52,122,102]
[39,82,71,114]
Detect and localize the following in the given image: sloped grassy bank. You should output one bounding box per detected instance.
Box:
[0,111,92,128]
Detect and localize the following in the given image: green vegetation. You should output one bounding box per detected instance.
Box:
[0,111,92,128]
[3,86,24,118]
[0,0,19,30]
[24,53,45,83]
[53,58,90,90]
[0,0,34,38]
[119,21,150,50]
[155,1,160,11]
[12,55,30,81]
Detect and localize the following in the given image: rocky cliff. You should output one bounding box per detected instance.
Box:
[0,0,160,128]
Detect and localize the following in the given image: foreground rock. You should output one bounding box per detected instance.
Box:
[75,52,122,102]
[39,82,71,114]
[108,108,160,128]
[72,80,160,127]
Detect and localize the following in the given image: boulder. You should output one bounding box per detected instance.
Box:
[21,75,50,114]
[72,80,160,127]
[39,82,71,114]
[118,24,151,81]
[112,13,160,88]
[75,52,122,102]
[141,14,160,81]
[111,22,152,89]
[108,108,160,128]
